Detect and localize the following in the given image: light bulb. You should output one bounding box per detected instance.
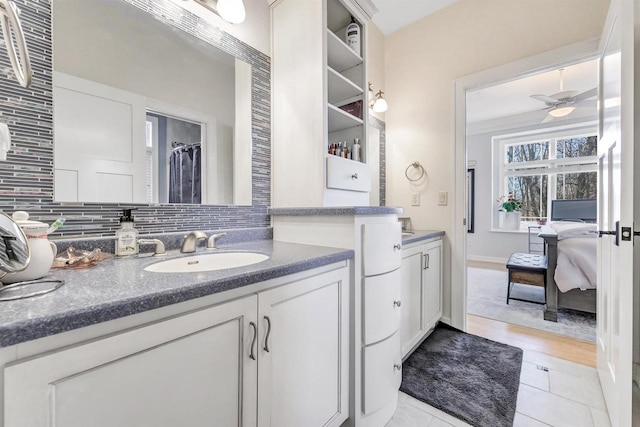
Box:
[548,105,575,117]
[372,91,388,113]
[216,0,246,24]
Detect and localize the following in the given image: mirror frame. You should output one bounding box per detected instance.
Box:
[0,0,271,238]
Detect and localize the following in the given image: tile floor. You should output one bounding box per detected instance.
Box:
[387,350,610,427]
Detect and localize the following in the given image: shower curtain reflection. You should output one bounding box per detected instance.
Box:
[170,142,202,204]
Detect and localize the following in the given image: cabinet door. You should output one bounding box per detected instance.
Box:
[258,266,349,427]
[400,244,427,357]
[362,222,402,276]
[5,296,258,427]
[424,241,443,329]
[363,268,401,345]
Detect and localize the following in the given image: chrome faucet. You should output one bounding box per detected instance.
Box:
[138,238,167,256]
[180,231,207,253]
[206,232,227,250]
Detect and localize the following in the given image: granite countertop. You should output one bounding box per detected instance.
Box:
[402,230,445,245]
[269,206,404,216]
[0,240,354,348]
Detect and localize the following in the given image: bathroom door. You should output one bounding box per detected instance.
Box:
[596,2,637,425]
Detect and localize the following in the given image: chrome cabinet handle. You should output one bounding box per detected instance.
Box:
[394,244,402,250]
[423,253,430,270]
[263,316,271,352]
[394,363,402,371]
[249,321,257,360]
[351,173,358,179]
[394,300,402,308]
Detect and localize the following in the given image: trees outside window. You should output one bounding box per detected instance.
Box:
[498,134,598,227]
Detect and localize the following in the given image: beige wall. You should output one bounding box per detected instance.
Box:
[367,22,386,122]
[384,0,609,321]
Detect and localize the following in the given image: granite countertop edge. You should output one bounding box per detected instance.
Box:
[0,244,354,348]
[402,230,445,245]
[269,206,404,216]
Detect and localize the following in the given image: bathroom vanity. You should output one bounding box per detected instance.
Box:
[400,231,445,358]
[0,239,353,427]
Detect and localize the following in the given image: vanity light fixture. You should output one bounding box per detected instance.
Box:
[372,90,388,113]
[193,0,246,24]
[368,82,388,113]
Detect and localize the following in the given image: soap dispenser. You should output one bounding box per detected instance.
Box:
[115,209,139,257]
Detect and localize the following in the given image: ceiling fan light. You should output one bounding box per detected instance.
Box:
[548,105,575,118]
[216,0,246,24]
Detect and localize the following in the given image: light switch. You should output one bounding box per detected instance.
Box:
[411,193,420,206]
[438,191,448,206]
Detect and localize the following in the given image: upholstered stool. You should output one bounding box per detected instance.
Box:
[506,253,547,305]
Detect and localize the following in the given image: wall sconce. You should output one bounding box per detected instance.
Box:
[193,0,246,24]
[368,82,388,113]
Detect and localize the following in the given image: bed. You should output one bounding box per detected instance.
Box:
[539,199,598,322]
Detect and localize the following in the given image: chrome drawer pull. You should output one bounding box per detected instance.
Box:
[352,173,358,179]
[394,300,402,308]
[249,321,257,360]
[394,244,402,250]
[423,253,430,270]
[263,315,271,352]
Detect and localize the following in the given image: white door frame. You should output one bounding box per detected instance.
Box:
[451,38,600,330]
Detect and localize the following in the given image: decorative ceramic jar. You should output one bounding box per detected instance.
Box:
[3,211,57,283]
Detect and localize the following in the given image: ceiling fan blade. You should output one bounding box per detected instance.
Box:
[573,87,597,102]
[530,94,558,104]
[550,90,580,101]
[541,114,555,124]
[575,99,597,109]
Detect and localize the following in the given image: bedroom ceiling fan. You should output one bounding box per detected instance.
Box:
[530,69,597,123]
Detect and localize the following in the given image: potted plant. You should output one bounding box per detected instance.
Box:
[497,193,522,230]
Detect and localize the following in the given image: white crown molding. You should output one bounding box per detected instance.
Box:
[353,0,379,20]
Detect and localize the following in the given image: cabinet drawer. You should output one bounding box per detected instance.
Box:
[363,269,401,345]
[362,222,402,276]
[362,330,402,415]
[326,155,371,192]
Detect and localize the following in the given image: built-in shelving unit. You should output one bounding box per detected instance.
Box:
[328,67,362,104]
[325,0,366,166]
[328,103,363,132]
[326,30,362,72]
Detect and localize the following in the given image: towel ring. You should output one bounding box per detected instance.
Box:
[405,162,426,182]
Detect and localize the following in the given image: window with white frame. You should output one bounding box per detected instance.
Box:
[494,128,598,227]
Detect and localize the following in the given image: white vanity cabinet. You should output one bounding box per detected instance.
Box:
[400,238,443,358]
[3,263,350,427]
[258,267,349,427]
[271,0,377,208]
[5,295,259,427]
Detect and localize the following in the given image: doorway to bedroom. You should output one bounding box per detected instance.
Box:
[464,58,599,354]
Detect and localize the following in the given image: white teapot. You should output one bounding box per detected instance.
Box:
[3,211,57,283]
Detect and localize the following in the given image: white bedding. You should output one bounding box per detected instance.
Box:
[550,222,598,292]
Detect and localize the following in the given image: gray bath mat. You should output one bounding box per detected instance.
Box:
[400,323,522,427]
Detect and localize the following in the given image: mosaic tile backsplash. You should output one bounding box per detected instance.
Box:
[369,115,386,206]
[0,0,271,238]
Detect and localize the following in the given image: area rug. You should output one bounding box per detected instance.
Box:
[401,323,522,427]
[467,267,596,342]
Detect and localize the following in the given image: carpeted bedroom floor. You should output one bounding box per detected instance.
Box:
[466,267,596,342]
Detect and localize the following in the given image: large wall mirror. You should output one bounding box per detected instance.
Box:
[52,0,253,206]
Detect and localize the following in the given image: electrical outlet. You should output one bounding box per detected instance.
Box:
[438,191,448,206]
[411,193,420,206]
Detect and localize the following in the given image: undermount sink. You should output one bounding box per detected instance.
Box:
[144,252,270,273]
